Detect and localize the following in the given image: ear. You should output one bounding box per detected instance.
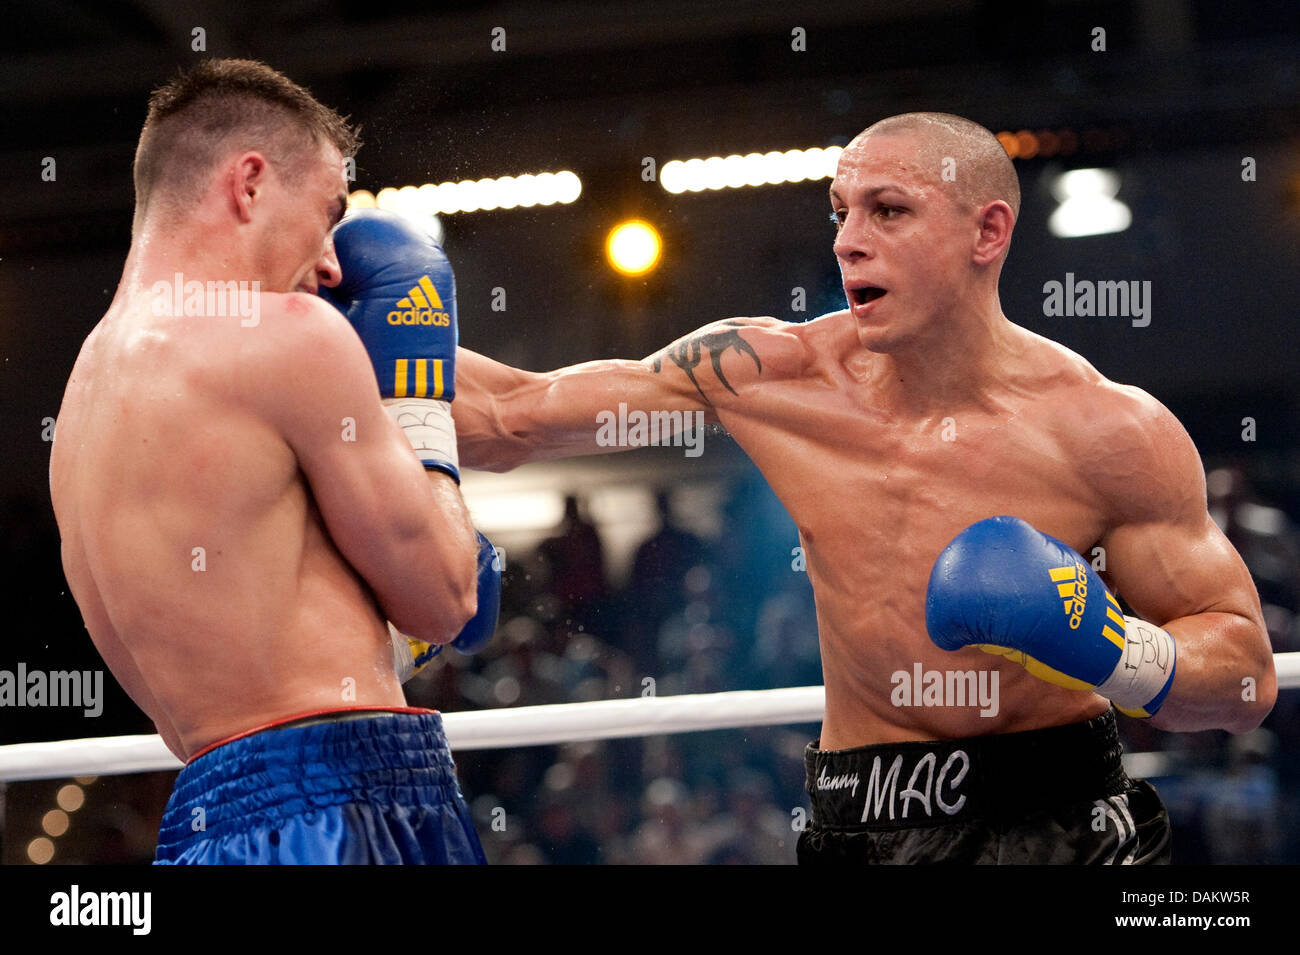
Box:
[228,151,269,223]
[971,200,1014,266]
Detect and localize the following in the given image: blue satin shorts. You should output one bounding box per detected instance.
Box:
[154,707,486,865]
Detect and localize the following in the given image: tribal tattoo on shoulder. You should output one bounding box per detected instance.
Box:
[651,320,763,401]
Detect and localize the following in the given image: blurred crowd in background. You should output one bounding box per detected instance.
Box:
[4,457,1299,865]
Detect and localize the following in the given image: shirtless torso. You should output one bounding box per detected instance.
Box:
[643,313,1155,746]
[51,280,476,760]
[452,304,1271,747]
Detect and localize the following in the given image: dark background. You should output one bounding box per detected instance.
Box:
[1,0,1298,864]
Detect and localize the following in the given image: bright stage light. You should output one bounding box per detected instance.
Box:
[606,220,663,276]
[1048,168,1132,238]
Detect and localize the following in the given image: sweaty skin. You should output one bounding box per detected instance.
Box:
[50,144,478,761]
[452,129,1275,750]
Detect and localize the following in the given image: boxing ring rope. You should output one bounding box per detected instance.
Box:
[1,651,1297,783]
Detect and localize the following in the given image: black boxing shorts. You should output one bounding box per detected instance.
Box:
[797,709,1171,864]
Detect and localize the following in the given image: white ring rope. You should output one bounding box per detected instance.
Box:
[2,652,1297,783]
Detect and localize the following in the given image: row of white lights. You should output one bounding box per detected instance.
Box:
[660,146,843,194]
[350,144,844,216]
[350,149,1123,239]
[352,170,583,216]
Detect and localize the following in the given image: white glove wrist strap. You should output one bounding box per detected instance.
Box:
[382,397,458,472]
[1095,616,1176,711]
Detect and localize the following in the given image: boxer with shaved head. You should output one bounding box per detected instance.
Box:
[450,112,1275,863]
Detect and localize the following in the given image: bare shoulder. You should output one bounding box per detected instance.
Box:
[646,314,816,402]
[790,309,858,354]
[765,308,873,371]
[1041,342,1205,525]
[248,291,355,346]
[239,292,369,382]
[233,292,377,420]
[651,314,812,364]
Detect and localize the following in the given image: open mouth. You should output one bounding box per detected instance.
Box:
[848,286,886,307]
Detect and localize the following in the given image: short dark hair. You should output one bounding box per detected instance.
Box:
[133,58,360,215]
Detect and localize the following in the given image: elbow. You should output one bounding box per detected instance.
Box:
[390,544,478,647]
[1222,639,1278,733]
[1224,709,1272,736]
[396,587,475,648]
[1224,675,1277,734]
[1213,616,1279,734]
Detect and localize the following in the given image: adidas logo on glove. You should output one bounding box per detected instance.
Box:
[387,276,451,326]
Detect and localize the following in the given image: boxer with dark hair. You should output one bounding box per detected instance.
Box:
[51,59,494,864]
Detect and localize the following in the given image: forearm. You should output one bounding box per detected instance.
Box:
[1147,611,1276,733]
[373,470,478,645]
[454,365,614,472]
[415,471,479,641]
[454,347,707,472]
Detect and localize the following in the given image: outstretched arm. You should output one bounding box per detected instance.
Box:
[453,317,803,471]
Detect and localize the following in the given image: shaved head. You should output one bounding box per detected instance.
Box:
[852,112,1020,219]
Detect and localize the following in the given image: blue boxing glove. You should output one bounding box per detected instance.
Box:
[321,211,499,680]
[389,531,502,682]
[451,531,504,655]
[925,516,1176,718]
[321,209,461,480]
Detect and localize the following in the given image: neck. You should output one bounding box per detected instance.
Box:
[862,294,1018,415]
[119,206,260,300]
